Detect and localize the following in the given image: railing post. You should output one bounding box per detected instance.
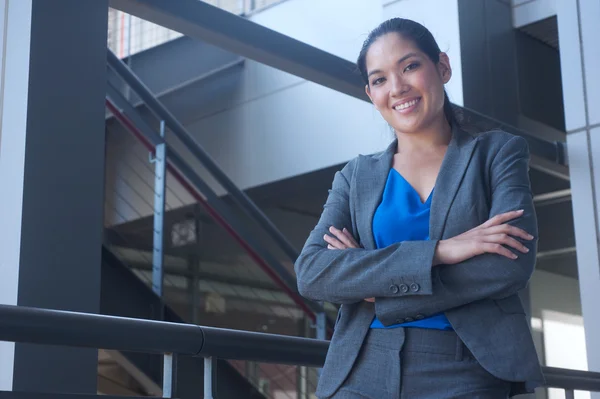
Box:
[163,353,178,398]
[152,120,167,304]
[316,311,326,379]
[188,256,200,325]
[204,357,218,399]
[316,311,326,341]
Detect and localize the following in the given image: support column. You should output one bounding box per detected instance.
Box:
[557,0,600,382]
[0,0,108,393]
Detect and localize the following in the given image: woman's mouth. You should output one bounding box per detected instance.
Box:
[393,97,421,113]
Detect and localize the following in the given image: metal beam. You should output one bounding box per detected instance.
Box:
[109,0,567,170]
[108,0,368,101]
[534,189,572,205]
[536,246,576,260]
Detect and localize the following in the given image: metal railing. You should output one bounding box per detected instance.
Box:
[1,304,600,398]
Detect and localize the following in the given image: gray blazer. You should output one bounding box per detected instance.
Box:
[294,127,545,398]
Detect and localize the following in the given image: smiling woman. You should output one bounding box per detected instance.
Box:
[295,18,544,399]
[357,19,458,135]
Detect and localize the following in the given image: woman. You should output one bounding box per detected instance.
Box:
[294,18,544,399]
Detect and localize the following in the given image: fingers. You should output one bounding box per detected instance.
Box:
[324,226,359,249]
[485,234,529,254]
[324,234,346,250]
[479,209,524,229]
[482,242,519,259]
[486,224,534,241]
[364,297,375,303]
[341,228,360,247]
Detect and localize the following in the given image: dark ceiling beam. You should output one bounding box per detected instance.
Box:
[109,0,567,169]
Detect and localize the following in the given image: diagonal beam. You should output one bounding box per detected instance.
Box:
[109,0,367,101]
[109,0,567,168]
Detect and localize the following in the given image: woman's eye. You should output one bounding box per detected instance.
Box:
[372,77,385,86]
[404,62,420,72]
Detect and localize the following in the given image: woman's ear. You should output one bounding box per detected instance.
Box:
[438,52,452,84]
[365,84,376,108]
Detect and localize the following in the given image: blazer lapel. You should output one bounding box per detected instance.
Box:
[429,127,478,240]
[355,140,396,250]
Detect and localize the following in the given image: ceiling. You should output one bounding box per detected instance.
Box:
[519,16,559,50]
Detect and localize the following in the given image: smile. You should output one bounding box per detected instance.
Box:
[393,98,421,112]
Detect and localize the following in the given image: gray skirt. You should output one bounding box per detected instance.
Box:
[329,327,512,399]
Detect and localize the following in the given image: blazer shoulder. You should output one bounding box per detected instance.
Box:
[339,142,393,178]
[475,130,529,160]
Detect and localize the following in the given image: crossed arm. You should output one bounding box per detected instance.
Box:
[294,136,537,325]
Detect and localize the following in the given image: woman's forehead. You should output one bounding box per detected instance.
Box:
[366,34,421,68]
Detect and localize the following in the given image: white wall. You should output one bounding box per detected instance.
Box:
[530,269,588,370]
[511,0,557,29]
[529,269,584,369]
[0,0,32,390]
[529,270,588,398]
[250,0,381,62]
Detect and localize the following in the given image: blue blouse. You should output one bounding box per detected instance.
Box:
[370,169,452,330]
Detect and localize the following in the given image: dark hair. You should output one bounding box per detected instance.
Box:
[357,18,458,127]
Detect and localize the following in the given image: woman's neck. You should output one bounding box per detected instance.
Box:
[394,117,452,154]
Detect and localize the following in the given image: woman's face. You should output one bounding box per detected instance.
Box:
[364,33,451,134]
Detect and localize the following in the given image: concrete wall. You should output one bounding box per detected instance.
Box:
[529,269,588,398]
[530,270,582,321]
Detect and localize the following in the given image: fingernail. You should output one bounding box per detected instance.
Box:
[527,234,534,240]
[517,209,524,213]
[524,247,529,253]
[512,254,519,259]
[329,226,335,232]
[343,228,347,232]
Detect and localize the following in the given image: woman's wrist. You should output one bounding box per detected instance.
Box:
[432,240,446,267]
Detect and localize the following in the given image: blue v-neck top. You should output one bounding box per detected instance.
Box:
[370,169,452,330]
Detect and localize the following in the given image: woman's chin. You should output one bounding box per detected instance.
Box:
[390,121,425,135]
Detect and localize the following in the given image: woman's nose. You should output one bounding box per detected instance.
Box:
[390,75,410,97]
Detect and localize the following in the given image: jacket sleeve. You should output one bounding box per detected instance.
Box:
[374,136,538,325]
[294,157,439,305]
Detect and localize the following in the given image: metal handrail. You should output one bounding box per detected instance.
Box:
[0,305,326,366]
[107,50,300,264]
[1,304,599,397]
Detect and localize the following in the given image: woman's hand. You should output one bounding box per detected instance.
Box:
[433,209,534,266]
[325,227,375,302]
[324,226,361,250]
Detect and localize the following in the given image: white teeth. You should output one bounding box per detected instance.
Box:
[394,99,419,110]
